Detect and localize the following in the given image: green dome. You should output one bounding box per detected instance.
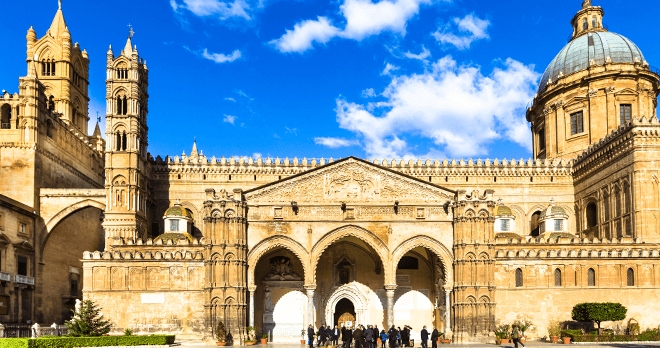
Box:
[154,232,194,243]
[494,205,513,217]
[539,205,568,219]
[164,204,193,219]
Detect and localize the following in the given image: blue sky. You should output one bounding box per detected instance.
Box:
[1,0,659,161]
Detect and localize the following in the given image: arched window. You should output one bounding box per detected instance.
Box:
[582,18,588,30]
[530,211,542,237]
[122,132,127,151]
[116,133,121,151]
[586,202,598,229]
[592,17,597,28]
[122,97,128,115]
[1,104,11,129]
[623,183,631,214]
[614,187,621,217]
[515,268,523,287]
[555,268,562,286]
[627,268,634,286]
[588,268,595,286]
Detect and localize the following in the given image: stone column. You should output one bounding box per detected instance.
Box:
[305,286,316,328]
[444,289,452,334]
[248,288,256,327]
[384,285,397,328]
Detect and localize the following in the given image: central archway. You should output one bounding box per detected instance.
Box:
[323,282,370,327]
[335,298,356,328]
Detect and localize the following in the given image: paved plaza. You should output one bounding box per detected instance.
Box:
[174,342,660,348]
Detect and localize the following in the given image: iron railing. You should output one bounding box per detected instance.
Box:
[2,323,69,338]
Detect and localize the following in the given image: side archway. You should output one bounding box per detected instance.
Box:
[40,199,106,259]
[247,235,310,287]
[391,235,454,286]
[310,225,389,284]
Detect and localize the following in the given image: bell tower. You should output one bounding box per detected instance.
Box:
[102,29,151,247]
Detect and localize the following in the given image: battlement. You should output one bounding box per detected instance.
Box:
[150,154,575,177]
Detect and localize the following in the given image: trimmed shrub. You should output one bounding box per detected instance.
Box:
[0,338,30,348]
[0,335,175,348]
[571,302,627,334]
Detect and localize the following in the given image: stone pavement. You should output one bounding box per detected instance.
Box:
[173,342,660,348]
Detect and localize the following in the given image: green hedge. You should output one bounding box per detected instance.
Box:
[561,330,660,342]
[0,335,175,348]
[0,338,30,348]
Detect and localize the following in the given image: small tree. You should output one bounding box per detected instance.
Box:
[571,302,627,335]
[216,321,228,343]
[65,299,112,337]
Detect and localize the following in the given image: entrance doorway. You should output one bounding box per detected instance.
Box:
[334,298,355,328]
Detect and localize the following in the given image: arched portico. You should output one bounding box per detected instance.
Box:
[247,235,310,287]
[310,225,389,284]
[391,235,453,285]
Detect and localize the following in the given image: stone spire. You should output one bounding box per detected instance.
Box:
[92,122,103,138]
[48,0,68,39]
[191,140,199,157]
[123,36,133,56]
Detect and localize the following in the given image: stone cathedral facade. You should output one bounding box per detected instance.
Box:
[1,0,660,344]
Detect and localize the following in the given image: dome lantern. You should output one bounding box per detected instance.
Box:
[156,201,195,244]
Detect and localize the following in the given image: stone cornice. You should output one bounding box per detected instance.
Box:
[572,116,660,182]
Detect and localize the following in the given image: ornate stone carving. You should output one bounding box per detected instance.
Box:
[264,256,302,281]
[245,158,453,204]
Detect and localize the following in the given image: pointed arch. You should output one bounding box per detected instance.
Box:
[247,235,310,287]
[310,225,389,285]
[391,235,453,285]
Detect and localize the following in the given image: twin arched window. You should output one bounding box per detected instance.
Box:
[42,59,56,76]
[116,95,128,115]
[115,131,127,151]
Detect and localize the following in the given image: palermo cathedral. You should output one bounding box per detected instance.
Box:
[0,0,659,344]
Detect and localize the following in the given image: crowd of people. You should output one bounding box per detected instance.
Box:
[307,324,441,348]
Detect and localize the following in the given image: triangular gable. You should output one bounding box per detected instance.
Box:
[244,157,455,204]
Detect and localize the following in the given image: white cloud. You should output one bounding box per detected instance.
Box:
[381,63,399,76]
[253,152,262,159]
[334,56,538,159]
[314,137,360,148]
[340,0,432,40]
[285,127,298,136]
[201,49,242,63]
[223,114,237,125]
[361,88,377,98]
[270,0,441,53]
[269,17,340,53]
[404,46,430,61]
[171,0,251,20]
[225,97,236,102]
[433,14,490,50]
[273,134,281,139]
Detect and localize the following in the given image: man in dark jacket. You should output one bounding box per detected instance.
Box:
[353,326,363,348]
[387,326,397,348]
[365,325,374,348]
[431,327,439,348]
[344,327,353,348]
[420,326,429,348]
[333,325,340,346]
[402,326,409,347]
[308,325,316,348]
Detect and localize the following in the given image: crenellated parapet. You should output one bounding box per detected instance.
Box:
[150,154,574,180]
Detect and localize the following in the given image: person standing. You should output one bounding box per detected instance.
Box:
[308,325,316,348]
[511,324,525,348]
[388,326,397,348]
[345,326,353,348]
[430,327,438,348]
[354,325,363,348]
[380,330,388,348]
[420,326,429,348]
[333,325,340,346]
[365,325,374,348]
